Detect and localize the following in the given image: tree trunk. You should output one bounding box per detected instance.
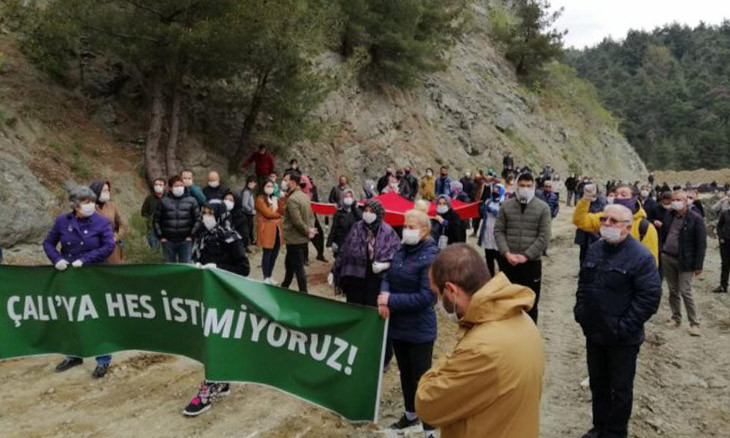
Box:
[165,72,183,177]
[229,69,270,172]
[144,69,167,184]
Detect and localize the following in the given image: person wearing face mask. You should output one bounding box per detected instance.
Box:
[478,183,505,276]
[330,200,400,305]
[574,204,662,438]
[638,185,656,217]
[284,159,299,175]
[240,176,258,247]
[222,191,246,247]
[687,190,705,217]
[377,166,395,194]
[255,179,285,284]
[382,174,402,196]
[415,244,544,438]
[89,180,128,264]
[280,172,317,293]
[376,210,439,436]
[434,166,453,198]
[435,195,465,246]
[565,173,577,206]
[326,189,362,257]
[180,169,207,207]
[43,186,115,378]
[154,175,201,263]
[202,171,230,201]
[184,202,249,417]
[710,193,730,214]
[395,170,414,200]
[574,183,659,264]
[649,191,673,227]
[659,191,706,336]
[494,173,551,323]
[141,178,166,249]
[419,168,436,201]
[715,204,730,293]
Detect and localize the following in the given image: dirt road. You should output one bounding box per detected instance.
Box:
[2,206,729,437]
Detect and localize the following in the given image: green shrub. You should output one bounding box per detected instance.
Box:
[124,213,164,264]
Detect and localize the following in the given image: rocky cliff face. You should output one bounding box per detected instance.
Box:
[0,3,646,250]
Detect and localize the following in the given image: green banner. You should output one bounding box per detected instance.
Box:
[0,264,387,422]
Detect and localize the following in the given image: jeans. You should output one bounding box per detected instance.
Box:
[392,339,434,429]
[162,240,193,264]
[147,230,160,249]
[586,341,640,438]
[720,239,729,290]
[662,253,699,326]
[282,243,308,293]
[67,354,111,366]
[498,257,542,322]
[262,229,281,278]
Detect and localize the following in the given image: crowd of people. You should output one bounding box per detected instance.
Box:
[2,144,727,437]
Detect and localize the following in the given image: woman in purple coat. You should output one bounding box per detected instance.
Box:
[329,199,401,307]
[42,186,115,378]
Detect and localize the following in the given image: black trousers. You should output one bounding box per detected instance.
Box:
[307,216,325,260]
[282,243,308,293]
[484,249,500,278]
[586,341,640,438]
[720,239,730,289]
[392,339,434,421]
[342,264,382,307]
[497,257,542,322]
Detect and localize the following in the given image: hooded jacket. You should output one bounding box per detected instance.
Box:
[326,189,362,249]
[89,180,128,264]
[415,273,544,438]
[572,198,659,264]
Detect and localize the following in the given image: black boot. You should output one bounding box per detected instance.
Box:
[712,285,728,293]
[56,357,83,372]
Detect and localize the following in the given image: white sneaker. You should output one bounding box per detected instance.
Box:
[263,278,272,285]
[580,377,590,388]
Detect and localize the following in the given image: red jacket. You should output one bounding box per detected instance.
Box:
[243,151,275,177]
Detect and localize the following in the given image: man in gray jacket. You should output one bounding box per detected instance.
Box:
[281,171,317,293]
[495,173,551,322]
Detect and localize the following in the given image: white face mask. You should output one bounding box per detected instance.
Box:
[640,190,650,198]
[437,205,448,214]
[402,228,422,245]
[172,186,185,197]
[390,182,399,190]
[362,212,377,224]
[79,202,95,217]
[208,181,220,188]
[202,215,217,230]
[600,225,623,243]
[99,192,110,203]
[517,186,535,204]
[343,197,354,206]
[153,185,165,194]
[264,186,274,195]
[663,203,671,210]
[224,200,234,211]
[439,297,460,323]
[281,181,289,192]
[671,200,685,211]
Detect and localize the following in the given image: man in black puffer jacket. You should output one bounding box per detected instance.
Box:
[575,204,661,438]
[154,175,201,263]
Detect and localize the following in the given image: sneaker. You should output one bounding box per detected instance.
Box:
[688,325,701,337]
[263,277,272,285]
[182,382,229,417]
[55,357,83,372]
[389,414,420,431]
[665,320,681,328]
[712,286,728,293]
[92,363,110,379]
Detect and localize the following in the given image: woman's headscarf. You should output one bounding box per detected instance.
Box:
[193,202,241,261]
[299,174,314,198]
[337,188,356,211]
[364,199,385,231]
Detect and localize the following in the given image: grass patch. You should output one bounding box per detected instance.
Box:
[124,213,164,264]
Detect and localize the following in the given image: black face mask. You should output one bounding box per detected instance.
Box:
[441,173,448,178]
[405,170,411,175]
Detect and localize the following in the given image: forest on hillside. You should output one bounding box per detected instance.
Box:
[567,21,730,171]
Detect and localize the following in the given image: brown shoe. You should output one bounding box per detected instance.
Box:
[688,325,701,337]
[665,320,680,328]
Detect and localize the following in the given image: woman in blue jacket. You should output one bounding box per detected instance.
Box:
[42,186,115,378]
[377,209,439,436]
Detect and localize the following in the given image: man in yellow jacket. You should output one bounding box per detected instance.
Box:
[416,244,545,438]
[573,183,659,264]
[419,168,436,201]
